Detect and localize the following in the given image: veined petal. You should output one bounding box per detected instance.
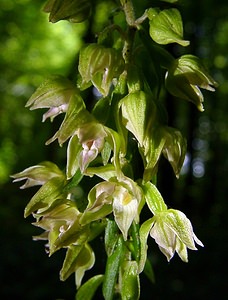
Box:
[113,185,138,240]
[150,216,176,261]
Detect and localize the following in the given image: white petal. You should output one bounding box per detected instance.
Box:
[150,220,176,261]
[113,187,138,240]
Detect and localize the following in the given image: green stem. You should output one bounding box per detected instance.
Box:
[120,0,135,27]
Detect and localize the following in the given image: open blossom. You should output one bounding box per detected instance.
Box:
[165,55,218,111]
[76,123,107,172]
[25,75,75,122]
[11,161,64,189]
[113,184,139,241]
[150,209,204,262]
[79,136,105,172]
[80,177,142,240]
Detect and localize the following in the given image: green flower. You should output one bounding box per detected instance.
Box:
[80,177,142,240]
[150,209,204,262]
[165,55,217,111]
[112,184,139,241]
[25,75,75,122]
[76,123,108,172]
[79,44,124,96]
[11,161,64,189]
[33,199,84,255]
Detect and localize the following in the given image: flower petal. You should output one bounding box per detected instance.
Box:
[113,186,138,240]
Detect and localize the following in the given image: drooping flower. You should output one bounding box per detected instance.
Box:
[80,176,142,240]
[79,43,124,96]
[150,209,204,262]
[140,181,203,264]
[165,54,218,111]
[76,123,107,172]
[11,161,64,189]
[33,199,83,255]
[112,184,139,241]
[25,75,76,122]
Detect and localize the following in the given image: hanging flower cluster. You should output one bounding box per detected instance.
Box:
[12,0,217,299]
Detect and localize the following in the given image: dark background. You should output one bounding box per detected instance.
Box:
[0,0,227,299]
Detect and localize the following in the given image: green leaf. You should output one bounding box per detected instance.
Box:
[127,64,143,93]
[60,244,84,281]
[102,237,124,300]
[143,258,155,283]
[101,141,112,166]
[138,218,154,273]
[130,221,140,262]
[88,219,107,242]
[149,8,190,46]
[76,274,104,300]
[141,181,167,214]
[104,219,121,257]
[64,168,84,193]
[60,243,95,288]
[24,176,66,217]
[105,128,124,177]
[75,243,95,288]
[92,96,111,124]
[120,261,140,300]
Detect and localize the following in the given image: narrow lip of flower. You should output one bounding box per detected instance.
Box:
[42,103,69,122]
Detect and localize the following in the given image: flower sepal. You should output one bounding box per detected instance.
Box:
[26,75,75,122]
[165,54,218,111]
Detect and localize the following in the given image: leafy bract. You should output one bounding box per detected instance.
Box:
[120,261,140,300]
[148,8,190,46]
[76,274,104,300]
[60,243,95,288]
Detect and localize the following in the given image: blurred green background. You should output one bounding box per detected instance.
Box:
[0,0,227,299]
